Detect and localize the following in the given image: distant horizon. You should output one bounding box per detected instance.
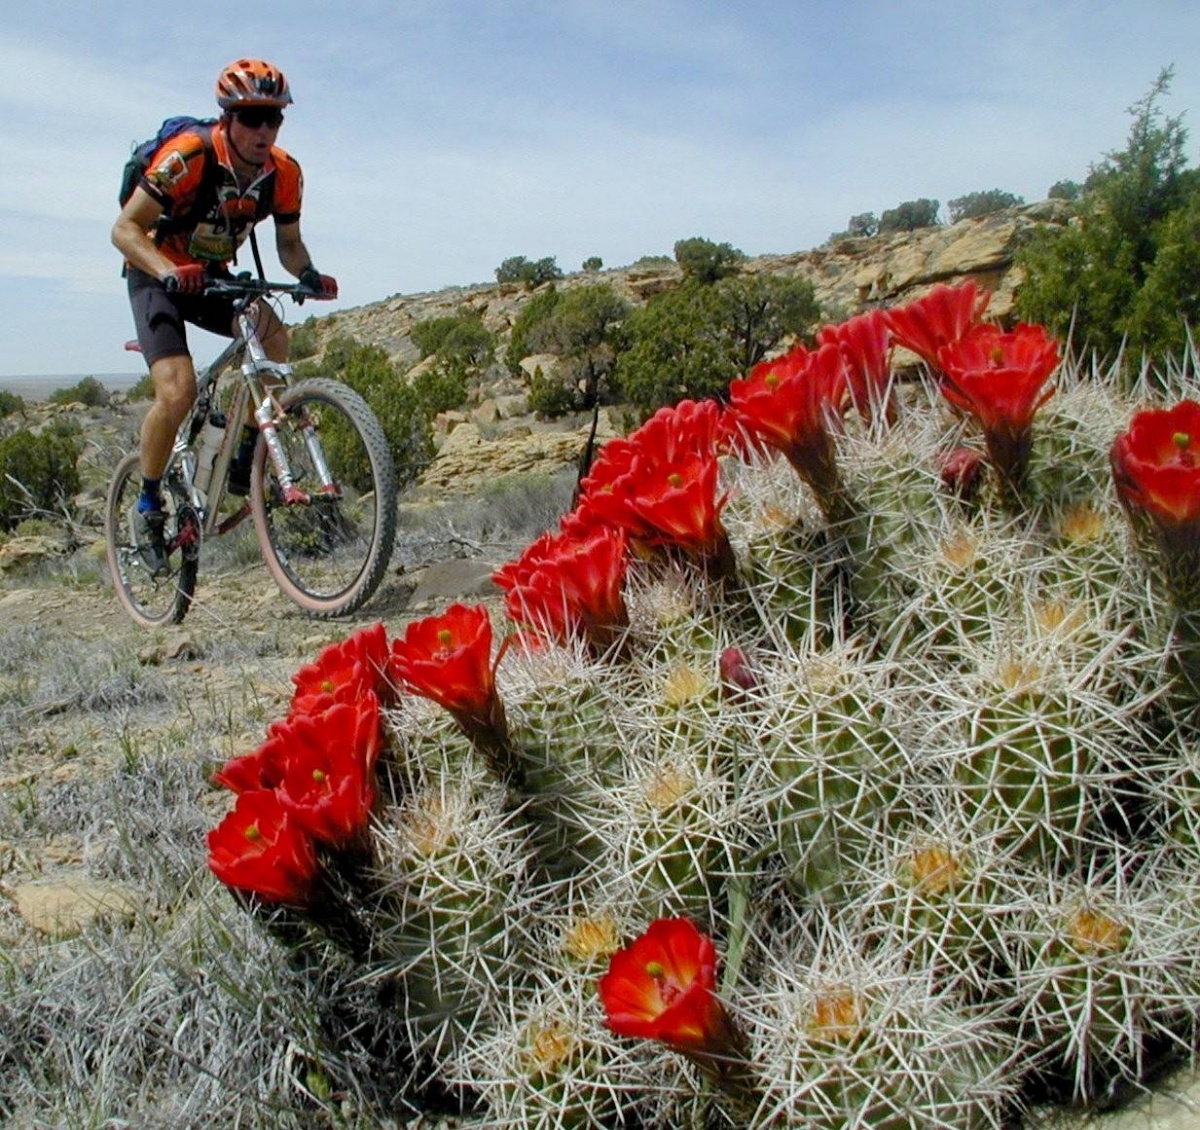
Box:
[0,371,142,399]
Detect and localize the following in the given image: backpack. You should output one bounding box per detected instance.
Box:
[119,115,218,223]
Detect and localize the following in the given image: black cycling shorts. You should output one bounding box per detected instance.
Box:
[127,267,238,367]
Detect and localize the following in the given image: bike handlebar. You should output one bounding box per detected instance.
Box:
[162,273,327,304]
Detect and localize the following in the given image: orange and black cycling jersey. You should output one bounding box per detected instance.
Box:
[139,120,303,268]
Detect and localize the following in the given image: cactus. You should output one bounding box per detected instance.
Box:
[204,283,1200,1126]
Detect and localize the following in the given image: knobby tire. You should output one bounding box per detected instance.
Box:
[104,451,198,626]
[249,378,397,617]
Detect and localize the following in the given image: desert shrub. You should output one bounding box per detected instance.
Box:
[495,255,563,287]
[946,189,1025,222]
[288,316,319,360]
[411,364,469,417]
[298,336,434,489]
[0,390,25,419]
[879,197,941,233]
[48,376,108,408]
[126,373,154,401]
[1016,68,1199,363]
[505,286,561,373]
[617,274,820,415]
[1048,179,1082,201]
[673,236,746,284]
[0,430,81,529]
[527,365,579,418]
[523,283,631,416]
[410,310,494,370]
[582,255,603,272]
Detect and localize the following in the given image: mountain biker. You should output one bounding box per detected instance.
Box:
[111,57,337,572]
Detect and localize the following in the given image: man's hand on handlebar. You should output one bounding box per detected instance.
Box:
[298,266,338,300]
[162,264,207,295]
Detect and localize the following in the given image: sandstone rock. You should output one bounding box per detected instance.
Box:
[13,876,143,939]
[407,558,500,609]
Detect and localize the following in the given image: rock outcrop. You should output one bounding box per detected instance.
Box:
[305,202,1071,497]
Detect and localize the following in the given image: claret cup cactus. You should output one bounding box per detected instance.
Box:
[206,281,1200,1127]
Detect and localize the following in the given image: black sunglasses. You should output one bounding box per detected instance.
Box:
[233,107,284,129]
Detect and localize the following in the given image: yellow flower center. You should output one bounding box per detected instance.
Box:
[1174,431,1191,450]
[244,823,261,842]
[524,1018,578,1075]
[664,663,709,705]
[1066,907,1128,955]
[1058,503,1106,543]
[563,915,619,963]
[437,628,454,648]
[908,845,963,895]
[940,531,978,570]
[312,768,326,784]
[808,986,863,1043]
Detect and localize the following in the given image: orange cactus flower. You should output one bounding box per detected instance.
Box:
[726,342,849,516]
[599,917,738,1057]
[494,525,629,651]
[937,322,1059,438]
[883,280,990,369]
[390,602,506,730]
[207,788,321,906]
[290,622,393,715]
[572,399,733,568]
[1111,400,1200,529]
[817,309,895,424]
[273,694,383,848]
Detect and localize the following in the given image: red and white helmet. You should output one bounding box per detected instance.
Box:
[215,58,293,109]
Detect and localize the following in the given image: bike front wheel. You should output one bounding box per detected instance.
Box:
[105,452,199,627]
[250,378,397,617]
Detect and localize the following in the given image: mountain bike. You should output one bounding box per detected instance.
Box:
[104,275,397,627]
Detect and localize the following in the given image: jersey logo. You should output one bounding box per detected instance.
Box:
[147,150,189,192]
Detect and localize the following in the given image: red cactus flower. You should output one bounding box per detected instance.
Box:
[572,399,733,568]
[883,280,990,368]
[390,602,504,728]
[937,446,986,499]
[817,309,895,424]
[719,646,758,701]
[938,323,1059,434]
[207,789,321,906]
[273,695,382,848]
[1112,400,1200,529]
[726,342,850,517]
[212,738,285,794]
[290,622,393,715]
[600,917,744,1071]
[494,525,629,651]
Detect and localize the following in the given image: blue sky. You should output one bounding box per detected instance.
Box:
[2,0,1198,376]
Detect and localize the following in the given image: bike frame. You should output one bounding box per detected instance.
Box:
[169,283,330,538]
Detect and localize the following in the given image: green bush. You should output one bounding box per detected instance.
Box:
[49,376,109,408]
[1016,68,1199,363]
[1048,179,1082,201]
[288,317,320,361]
[617,274,820,415]
[527,365,579,418]
[495,255,563,287]
[0,430,81,529]
[522,283,630,415]
[673,236,746,284]
[0,390,25,419]
[410,310,494,370]
[411,364,469,417]
[297,335,434,489]
[506,286,561,374]
[878,198,941,233]
[945,189,1025,223]
[126,373,154,401]
[582,256,603,272]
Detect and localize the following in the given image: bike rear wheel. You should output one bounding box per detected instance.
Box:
[249,378,397,617]
[105,452,199,627]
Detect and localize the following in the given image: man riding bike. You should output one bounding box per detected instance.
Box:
[111,57,337,572]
